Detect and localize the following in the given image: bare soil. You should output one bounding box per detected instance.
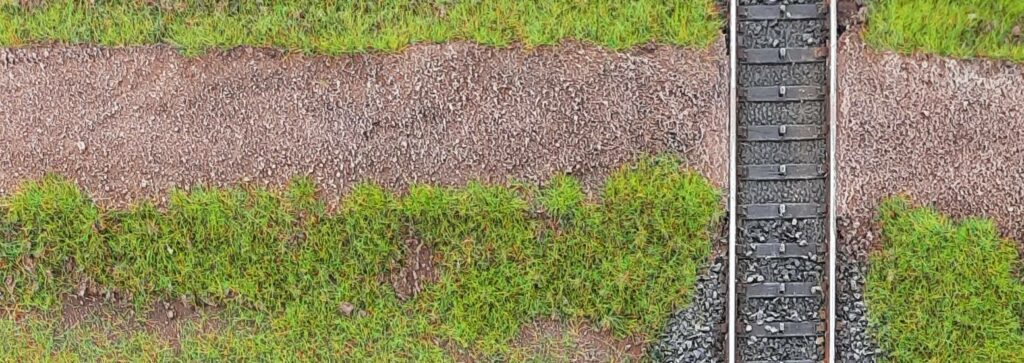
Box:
[60,292,221,350]
[0,40,727,206]
[838,32,1024,246]
[837,0,867,32]
[384,237,438,301]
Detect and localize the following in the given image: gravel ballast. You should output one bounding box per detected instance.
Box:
[651,252,727,362]
[837,32,1024,362]
[0,41,728,205]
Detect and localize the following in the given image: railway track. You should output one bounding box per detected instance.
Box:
[727,0,836,362]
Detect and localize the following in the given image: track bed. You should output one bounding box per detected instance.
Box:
[732,1,832,361]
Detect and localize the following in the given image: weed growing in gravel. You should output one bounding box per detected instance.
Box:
[0,0,721,55]
[866,0,1024,62]
[866,197,1024,362]
[0,156,721,360]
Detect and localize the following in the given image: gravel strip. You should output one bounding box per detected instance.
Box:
[837,32,1024,361]
[0,40,727,205]
[838,32,1024,243]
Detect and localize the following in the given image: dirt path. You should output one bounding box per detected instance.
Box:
[838,32,1024,244]
[0,40,728,206]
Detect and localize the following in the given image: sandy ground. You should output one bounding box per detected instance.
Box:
[0,40,728,207]
[837,32,1024,244]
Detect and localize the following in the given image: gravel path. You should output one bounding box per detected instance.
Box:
[0,40,727,205]
[838,32,1024,244]
[836,32,1024,362]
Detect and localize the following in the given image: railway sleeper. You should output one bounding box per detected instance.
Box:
[741,281,822,298]
[739,125,824,141]
[739,85,825,102]
[739,0,823,6]
[739,164,826,181]
[743,242,818,259]
[739,203,825,220]
[742,322,823,338]
[738,4,826,21]
[739,46,827,64]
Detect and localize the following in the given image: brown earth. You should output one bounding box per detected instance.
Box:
[0,40,728,206]
[837,32,1024,246]
[837,0,868,31]
[60,292,221,351]
[384,237,439,301]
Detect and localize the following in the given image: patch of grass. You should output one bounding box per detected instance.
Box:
[0,0,721,55]
[865,0,1024,62]
[866,197,1024,362]
[0,156,721,361]
[2,177,99,310]
[404,182,544,354]
[0,315,174,362]
[536,158,719,335]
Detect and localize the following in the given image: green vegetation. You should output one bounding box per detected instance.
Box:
[866,0,1024,62]
[0,0,721,55]
[0,316,176,361]
[866,197,1024,362]
[0,156,721,361]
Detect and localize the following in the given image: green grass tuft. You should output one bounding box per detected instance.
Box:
[0,156,721,361]
[865,0,1024,62]
[866,197,1024,362]
[0,0,721,55]
[537,157,720,336]
[3,176,100,310]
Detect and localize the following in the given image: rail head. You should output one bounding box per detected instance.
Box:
[727,0,739,361]
[827,0,838,362]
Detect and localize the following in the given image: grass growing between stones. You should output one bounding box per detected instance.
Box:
[0,0,721,55]
[865,0,1024,62]
[866,197,1024,362]
[0,156,721,361]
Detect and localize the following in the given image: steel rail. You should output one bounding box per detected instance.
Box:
[827,0,839,361]
[726,0,739,361]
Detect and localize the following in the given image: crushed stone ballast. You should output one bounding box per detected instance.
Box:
[728,0,836,362]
